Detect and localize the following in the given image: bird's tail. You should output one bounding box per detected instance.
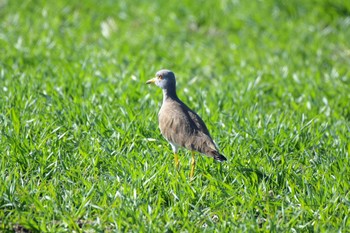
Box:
[212,151,227,162]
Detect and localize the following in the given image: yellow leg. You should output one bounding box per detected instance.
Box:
[190,151,196,179]
[174,153,179,169]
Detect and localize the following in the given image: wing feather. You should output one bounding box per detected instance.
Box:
[159,99,219,157]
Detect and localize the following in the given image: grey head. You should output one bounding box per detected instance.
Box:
[146,69,176,91]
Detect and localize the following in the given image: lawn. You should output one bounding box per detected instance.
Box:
[1,0,350,232]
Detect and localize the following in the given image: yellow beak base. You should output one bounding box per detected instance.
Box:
[146,77,156,84]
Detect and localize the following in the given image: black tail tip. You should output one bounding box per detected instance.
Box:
[214,154,227,162]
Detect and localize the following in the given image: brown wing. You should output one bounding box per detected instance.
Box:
[159,99,219,157]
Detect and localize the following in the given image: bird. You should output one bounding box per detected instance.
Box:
[146,69,227,178]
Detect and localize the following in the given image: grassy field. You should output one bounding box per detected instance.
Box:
[1,0,350,232]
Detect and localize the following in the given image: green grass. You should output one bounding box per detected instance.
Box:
[1,0,350,232]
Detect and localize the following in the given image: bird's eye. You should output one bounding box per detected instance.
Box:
[158,75,163,80]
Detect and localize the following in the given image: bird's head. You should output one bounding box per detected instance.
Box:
[146,69,176,90]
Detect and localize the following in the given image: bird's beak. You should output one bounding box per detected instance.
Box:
[146,77,156,84]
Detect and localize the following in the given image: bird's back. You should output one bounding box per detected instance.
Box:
[159,97,224,160]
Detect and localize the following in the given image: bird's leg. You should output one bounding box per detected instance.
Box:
[174,152,180,169]
[190,151,196,179]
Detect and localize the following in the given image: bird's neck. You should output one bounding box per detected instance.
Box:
[162,88,178,103]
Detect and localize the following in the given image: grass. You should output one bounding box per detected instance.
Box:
[1,0,350,231]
